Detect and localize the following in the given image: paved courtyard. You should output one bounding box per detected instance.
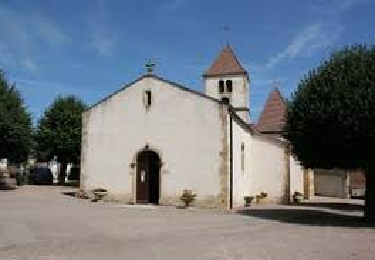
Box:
[1,186,374,260]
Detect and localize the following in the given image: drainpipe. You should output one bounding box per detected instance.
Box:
[229,114,233,210]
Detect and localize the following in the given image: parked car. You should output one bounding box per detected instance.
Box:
[28,166,53,185]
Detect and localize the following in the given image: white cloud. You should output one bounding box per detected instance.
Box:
[20,58,38,72]
[251,77,288,88]
[265,23,344,68]
[310,0,370,14]
[160,0,188,12]
[0,40,14,67]
[0,3,70,72]
[0,4,70,47]
[85,1,117,58]
[156,0,198,30]
[11,77,72,90]
[35,18,70,46]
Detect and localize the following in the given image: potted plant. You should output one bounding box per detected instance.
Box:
[179,189,196,208]
[293,191,304,203]
[244,196,254,207]
[92,188,108,202]
[256,192,268,204]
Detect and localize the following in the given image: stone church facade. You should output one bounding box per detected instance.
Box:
[80,45,304,209]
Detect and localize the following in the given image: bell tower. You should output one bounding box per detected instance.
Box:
[203,45,250,122]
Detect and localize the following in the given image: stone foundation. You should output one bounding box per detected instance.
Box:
[97,192,222,209]
[159,194,222,209]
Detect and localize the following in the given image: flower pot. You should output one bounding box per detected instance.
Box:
[180,190,196,208]
[244,196,254,207]
[93,191,107,201]
[293,195,303,203]
[293,192,304,203]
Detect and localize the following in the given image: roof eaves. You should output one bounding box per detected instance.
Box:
[202,71,248,78]
[85,75,147,111]
[149,74,222,104]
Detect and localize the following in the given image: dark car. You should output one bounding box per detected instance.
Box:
[28,166,53,185]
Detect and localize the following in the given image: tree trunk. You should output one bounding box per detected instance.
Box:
[59,161,67,185]
[364,166,375,223]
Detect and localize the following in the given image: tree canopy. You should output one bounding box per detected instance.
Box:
[0,70,33,162]
[284,44,375,221]
[36,95,86,165]
[285,45,375,170]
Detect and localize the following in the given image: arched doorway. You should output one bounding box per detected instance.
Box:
[136,150,161,204]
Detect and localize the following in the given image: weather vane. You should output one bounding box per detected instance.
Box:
[145,59,155,74]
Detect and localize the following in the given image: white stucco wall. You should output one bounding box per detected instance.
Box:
[231,117,252,207]
[230,115,287,207]
[81,75,226,206]
[289,155,304,199]
[248,134,286,204]
[205,75,249,122]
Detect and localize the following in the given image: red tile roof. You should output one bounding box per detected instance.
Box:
[204,45,247,77]
[256,88,287,134]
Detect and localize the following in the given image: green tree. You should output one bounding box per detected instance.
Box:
[36,95,86,183]
[284,45,375,222]
[0,69,32,162]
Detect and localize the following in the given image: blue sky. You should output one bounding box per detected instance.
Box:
[0,0,374,123]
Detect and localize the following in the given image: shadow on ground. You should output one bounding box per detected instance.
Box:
[62,191,76,197]
[0,185,16,191]
[237,205,374,228]
[294,202,363,212]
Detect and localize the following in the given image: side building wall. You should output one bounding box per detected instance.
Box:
[231,114,288,207]
[249,134,287,204]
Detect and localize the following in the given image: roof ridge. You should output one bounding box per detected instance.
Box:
[226,45,246,72]
[86,74,222,111]
[272,87,286,104]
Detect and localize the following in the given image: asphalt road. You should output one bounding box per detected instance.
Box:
[0,186,374,260]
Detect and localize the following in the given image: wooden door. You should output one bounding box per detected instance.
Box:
[136,153,149,203]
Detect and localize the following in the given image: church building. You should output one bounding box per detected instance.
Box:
[80,45,304,209]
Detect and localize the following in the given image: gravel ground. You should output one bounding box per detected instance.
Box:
[0,186,374,260]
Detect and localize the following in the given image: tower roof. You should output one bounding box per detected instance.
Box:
[204,45,247,77]
[256,88,287,134]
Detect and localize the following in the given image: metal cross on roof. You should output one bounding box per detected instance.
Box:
[222,25,229,45]
[145,59,155,74]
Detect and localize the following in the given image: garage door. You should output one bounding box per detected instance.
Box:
[314,170,345,198]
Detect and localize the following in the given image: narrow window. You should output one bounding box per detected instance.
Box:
[219,80,224,93]
[241,142,245,172]
[226,80,233,92]
[144,90,152,108]
[221,97,230,104]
